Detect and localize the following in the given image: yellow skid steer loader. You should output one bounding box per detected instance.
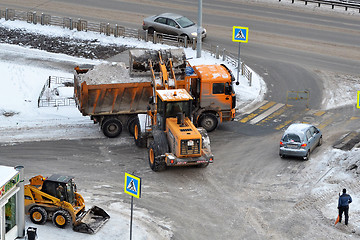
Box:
[24,174,109,234]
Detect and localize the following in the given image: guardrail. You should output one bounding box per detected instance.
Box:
[0,8,253,86]
[38,76,75,107]
[279,0,360,12]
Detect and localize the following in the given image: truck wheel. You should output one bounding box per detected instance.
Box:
[52,210,71,228]
[29,206,48,225]
[102,118,122,138]
[149,142,166,172]
[198,113,218,132]
[134,119,147,148]
[127,116,138,136]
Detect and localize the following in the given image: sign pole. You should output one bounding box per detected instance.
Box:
[124,172,141,240]
[236,42,241,84]
[232,26,248,85]
[130,196,133,240]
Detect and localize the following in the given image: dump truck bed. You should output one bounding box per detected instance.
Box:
[74,62,153,116]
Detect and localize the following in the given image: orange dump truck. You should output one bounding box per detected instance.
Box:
[74,62,153,138]
[74,49,236,138]
[130,49,236,132]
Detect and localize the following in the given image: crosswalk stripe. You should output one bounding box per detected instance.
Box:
[238,101,276,123]
[256,104,289,125]
[275,108,310,130]
[249,103,285,124]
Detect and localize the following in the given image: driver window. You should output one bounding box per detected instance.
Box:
[167,19,178,28]
[306,130,312,140]
[213,83,225,94]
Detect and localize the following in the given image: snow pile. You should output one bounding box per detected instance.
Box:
[79,62,151,85]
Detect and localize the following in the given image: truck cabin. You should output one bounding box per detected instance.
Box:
[40,174,76,204]
[188,64,235,108]
[155,89,193,130]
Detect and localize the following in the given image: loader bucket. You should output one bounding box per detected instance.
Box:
[129,49,186,76]
[73,206,110,234]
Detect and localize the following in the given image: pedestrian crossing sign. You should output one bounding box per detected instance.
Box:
[124,172,141,198]
[232,26,249,43]
[357,91,360,109]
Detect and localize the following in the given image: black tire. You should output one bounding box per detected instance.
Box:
[102,118,122,138]
[180,34,189,43]
[148,142,166,172]
[127,116,138,136]
[148,27,155,34]
[52,210,71,228]
[29,206,48,225]
[148,130,168,172]
[279,153,285,159]
[303,151,310,161]
[198,113,218,132]
[134,119,147,148]
[318,136,323,146]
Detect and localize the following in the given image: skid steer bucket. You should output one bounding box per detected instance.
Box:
[73,206,110,234]
[129,49,186,76]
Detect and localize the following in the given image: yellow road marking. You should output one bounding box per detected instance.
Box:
[275,108,309,130]
[239,101,276,123]
[313,110,326,116]
[257,105,289,125]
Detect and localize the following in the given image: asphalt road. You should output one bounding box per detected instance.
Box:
[1,1,360,239]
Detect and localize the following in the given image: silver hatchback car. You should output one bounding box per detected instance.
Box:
[142,13,206,40]
[279,123,322,160]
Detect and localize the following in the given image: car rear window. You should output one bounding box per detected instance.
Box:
[283,133,301,143]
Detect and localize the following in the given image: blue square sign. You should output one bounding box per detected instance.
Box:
[124,172,141,198]
[232,26,249,43]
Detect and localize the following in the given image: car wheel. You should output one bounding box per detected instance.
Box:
[303,151,310,161]
[318,136,323,146]
[29,206,48,225]
[148,27,155,34]
[279,153,286,159]
[180,34,189,42]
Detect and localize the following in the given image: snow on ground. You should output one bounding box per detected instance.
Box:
[0,19,360,238]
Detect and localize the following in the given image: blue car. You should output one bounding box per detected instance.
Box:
[279,123,322,160]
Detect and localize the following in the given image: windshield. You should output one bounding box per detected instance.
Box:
[66,181,75,205]
[165,101,190,118]
[176,16,195,28]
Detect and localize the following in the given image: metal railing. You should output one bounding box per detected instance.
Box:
[1,8,253,84]
[38,76,75,107]
[279,0,360,12]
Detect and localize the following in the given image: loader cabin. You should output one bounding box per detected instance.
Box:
[41,174,77,204]
[155,89,193,130]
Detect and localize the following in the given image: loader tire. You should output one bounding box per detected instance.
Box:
[134,119,147,148]
[127,116,138,136]
[198,113,218,132]
[52,210,71,228]
[102,118,122,138]
[29,206,48,225]
[149,142,166,172]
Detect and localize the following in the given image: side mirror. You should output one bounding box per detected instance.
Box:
[148,96,154,104]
